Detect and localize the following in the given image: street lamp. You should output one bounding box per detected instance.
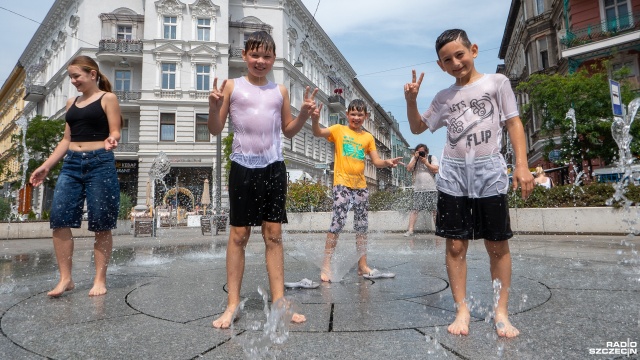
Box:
[294,34,308,68]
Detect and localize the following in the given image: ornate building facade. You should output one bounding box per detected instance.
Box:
[10,0,409,215]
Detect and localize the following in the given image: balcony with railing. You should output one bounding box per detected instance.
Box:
[98,39,143,54]
[561,13,640,50]
[114,143,139,153]
[115,90,141,102]
[23,84,46,102]
[229,47,243,58]
[327,94,346,111]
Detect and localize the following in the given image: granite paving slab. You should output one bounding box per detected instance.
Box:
[0,229,637,359]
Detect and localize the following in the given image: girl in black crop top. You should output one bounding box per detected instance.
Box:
[30,55,122,298]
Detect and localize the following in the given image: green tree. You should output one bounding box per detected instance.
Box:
[286,180,332,212]
[118,192,133,220]
[222,132,233,181]
[516,63,640,177]
[0,196,11,221]
[0,115,66,189]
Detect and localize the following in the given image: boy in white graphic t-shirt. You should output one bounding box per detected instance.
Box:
[404,29,534,338]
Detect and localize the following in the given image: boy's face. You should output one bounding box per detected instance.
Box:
[436,39,478,84]
[347,108,367,131]
[242,45,275,78]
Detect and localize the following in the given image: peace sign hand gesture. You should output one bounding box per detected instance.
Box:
[404,70,424,102]
[299,86,319,119]
[208,78,227,111]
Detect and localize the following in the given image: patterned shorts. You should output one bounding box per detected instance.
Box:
[329,185,369,234]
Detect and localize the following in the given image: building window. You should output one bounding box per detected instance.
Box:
[115,70,131,91]
[197,18,210,41]
[612,60,638,78]
[195,114,209,142]
[196,64,210,91]
[121,118,129,143]
[163,16,177,39]
[117,25,133,40]
[535,0,544,15]
[160,113,175,141]
[603,0,631,31]
[537,38,549,70]
[162,63,176,89]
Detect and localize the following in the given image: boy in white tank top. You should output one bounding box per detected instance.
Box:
[208,31,320,329]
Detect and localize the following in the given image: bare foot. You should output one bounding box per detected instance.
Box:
[47,279,75,297]
[448,306,470,336]
[495,313,519,338]
[88,282,107,296]
[212,305,240,329]
[291,312,306,323]
[357,266,373,276]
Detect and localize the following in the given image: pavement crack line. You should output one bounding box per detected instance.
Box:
[191,329,246,359]
[413,328,470,359]
[328,303,335,332]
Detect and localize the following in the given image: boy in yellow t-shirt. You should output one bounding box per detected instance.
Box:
[311,99,403,281]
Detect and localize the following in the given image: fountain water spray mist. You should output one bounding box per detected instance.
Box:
[148,151,171,236]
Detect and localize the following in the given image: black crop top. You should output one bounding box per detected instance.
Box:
[66,93,110,142]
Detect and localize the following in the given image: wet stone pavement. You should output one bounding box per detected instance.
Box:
[0,227,638,359]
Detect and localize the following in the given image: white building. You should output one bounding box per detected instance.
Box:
[16,0,408,214]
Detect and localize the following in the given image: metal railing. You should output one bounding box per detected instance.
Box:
[114,143,139,153]
[98,39,143,54]
[328,95,345,107]
[562,14,640,49]
[114,91,141,101]
[229,47,243,58]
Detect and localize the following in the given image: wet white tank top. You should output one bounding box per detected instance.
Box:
[229,77,284,168]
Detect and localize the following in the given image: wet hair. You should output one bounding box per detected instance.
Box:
[415,144,428,153]
[435,29,472,57]
[244,30,276,55]
[347,99,367,114]
[68,55,112,92]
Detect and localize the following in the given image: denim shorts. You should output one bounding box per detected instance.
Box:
[50,149,120,232]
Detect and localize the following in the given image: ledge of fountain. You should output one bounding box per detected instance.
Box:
[0,220,132,240]
[284,207,636,236]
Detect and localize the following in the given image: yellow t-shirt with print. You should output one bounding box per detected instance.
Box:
[328,125,376,189]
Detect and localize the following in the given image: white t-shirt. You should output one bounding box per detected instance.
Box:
[413,155,439,192]
[421,74,518,198]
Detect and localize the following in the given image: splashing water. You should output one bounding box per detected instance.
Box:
[7,116,30,221]
[149,151,171,182]
[241,287,294,359]
[147,152,171,235]
[291,237,360,282]
[607,98,640,280]
[608,98,640,206]
[565,108,586,186]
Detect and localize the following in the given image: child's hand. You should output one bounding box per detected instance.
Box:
[30,166,49,187]
[310,103,323,123]
[299,86,319,118]
[387,157,405,168]
[104,136,118,151]
[208,78,227,110]
[404,70,424,102]
[512,166,534,199]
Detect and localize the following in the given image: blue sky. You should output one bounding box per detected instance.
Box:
[1,0,511,157]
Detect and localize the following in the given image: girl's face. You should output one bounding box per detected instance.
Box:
[242,45,275,80]
[347,108,367,131]
[68,65,96,93]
